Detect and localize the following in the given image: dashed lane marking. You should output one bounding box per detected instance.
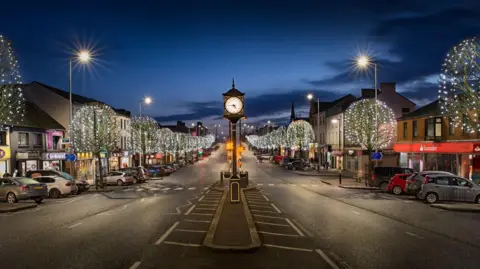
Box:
[174,187,184,191]
[162,188,171,191]
[271,203,282,213]
[155,222,179,245]
[301,184,308,187]
[185,205,196,215]
[405,232,424,239]
[136,189,144,192]
[175,229,207,233]
[188,187,196,190]
[257,183,264,186]
[185,219,211,223]
[163,241,202,247]
[264,244,313,252]
[68,222,83,229]
[254,221,290,227]
[129,261,142,269]
[268,184,274,186]
[258,231,300,237]
[315,249,341,269]
[351,211,360,215]
[286,218,305,237]
[205,190,211,194]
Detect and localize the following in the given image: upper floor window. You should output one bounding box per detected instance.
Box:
[33,133,42,147]
[0,130,7,145]
[402,108,410,115]
[413,120,418,137]
[19,132,29,147]
[425,117,442,138]
[403,122,407,138]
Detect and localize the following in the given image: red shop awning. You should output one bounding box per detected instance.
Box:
[394,142,480,154]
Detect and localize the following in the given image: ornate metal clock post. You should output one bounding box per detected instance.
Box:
[223,79,246,202]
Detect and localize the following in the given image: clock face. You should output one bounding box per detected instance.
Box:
[225,97,243,114]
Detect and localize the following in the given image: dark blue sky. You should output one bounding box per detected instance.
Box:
[3,0,479,128]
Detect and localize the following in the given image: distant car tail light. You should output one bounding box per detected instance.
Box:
[21,185,29,191]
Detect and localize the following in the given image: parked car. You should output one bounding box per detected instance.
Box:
[285,160,309,171]
[0,177,48,204]
[387,173,412,195]
[370,167,414,192]
[405,171,455,198]
[119,167,148,183]
[420,174,480,204]
[33,176,78,198]
[104,171,134,186]
[26,170,90,194]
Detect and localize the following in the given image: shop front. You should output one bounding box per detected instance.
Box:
[108,152,122,171]
[75,152,95,185]
[42,152,66,171]
[16,151,41,176]
[394,141,478,181]
[344,149,361,174]
[120,151,130,168]
[95,153,108,176]
[0,146,12,176]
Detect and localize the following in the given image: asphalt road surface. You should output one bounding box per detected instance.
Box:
[1,144,480,269]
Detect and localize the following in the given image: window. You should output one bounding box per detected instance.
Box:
[434,177,450,185]
[449,118,454,135]
[435,118,442,137]
[425,118,442,138]
[403,122,408,138]
[0,130,7,145]
[452,177,470,187]
[413,120,417,137]
[18,132,29,147]
[33,133,42,147]
[402,108,410,115]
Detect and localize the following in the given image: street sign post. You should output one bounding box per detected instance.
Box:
[65,153,77,162]
[371,152,383,161]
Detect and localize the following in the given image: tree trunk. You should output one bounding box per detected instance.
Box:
[367,149,373,185]
[142,149,146,167]
[97,152,105,189]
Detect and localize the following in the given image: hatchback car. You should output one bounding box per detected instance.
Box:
[104,171,134,186]
[33,176,78,198]
[420,174,480,204]
[26,170,90,194]
[387,173,412,195]
[405,171,455,198]
[370,167,414,192]
[0,177,48,203]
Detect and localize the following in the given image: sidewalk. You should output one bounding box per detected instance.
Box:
[430,203,480,213]
[204,189,261,251]
[0,203,37,213]
[292,168,356,178]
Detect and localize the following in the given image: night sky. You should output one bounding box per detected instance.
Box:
[2,0,479,129]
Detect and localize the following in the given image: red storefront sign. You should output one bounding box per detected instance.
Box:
[394,142,480,153]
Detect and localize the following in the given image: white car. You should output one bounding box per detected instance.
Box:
[33,176,78,198]
[104,171,134,186]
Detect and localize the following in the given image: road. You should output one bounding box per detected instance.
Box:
[1,144,480,269]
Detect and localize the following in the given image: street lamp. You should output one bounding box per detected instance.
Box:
[356,54,378,155]
[138,96,152,167]
[69,50,92,142]
[331,118,341,170]
[307,93,321,171]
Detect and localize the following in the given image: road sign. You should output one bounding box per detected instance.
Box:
[371,152,383,161]
[65,153,77,162]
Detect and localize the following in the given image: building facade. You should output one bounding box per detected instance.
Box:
[110,109,132,171]
[394,100,480,182]
[0,126,12,177]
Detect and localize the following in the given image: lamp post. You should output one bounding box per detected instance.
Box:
[356,55,378,155]
[331,118,341,170]
[68,50,91,141]
[307,93,321,171]
[138,96,152,167]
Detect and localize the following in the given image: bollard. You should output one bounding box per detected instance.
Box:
[339,172,342,185]
[220,171,224,186]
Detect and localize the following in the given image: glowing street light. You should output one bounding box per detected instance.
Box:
[139,96,152,117]
[144,96,152,105]
[78,50,91,63]
[308,93,321,171]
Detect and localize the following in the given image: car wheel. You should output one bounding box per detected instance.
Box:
[6,192,17,203]
[380,182,388,192]
[117,179,123,186]
[392,186,402,195]
[133,176,138,183]
[34,198,43,204]
[49,189,61,199]
[425,192,438,204]
[475,195,480,204]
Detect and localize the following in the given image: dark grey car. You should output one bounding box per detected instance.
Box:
[0,177,48,204]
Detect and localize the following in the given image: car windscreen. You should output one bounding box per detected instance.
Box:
[57,171,75,180]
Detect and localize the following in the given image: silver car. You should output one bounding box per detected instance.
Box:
[0,177,48,204]
[420,174,480,204]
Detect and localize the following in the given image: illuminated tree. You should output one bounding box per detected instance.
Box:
[439,37,480,133]
[344,99,396,171]
[286,120,315,158]
[129,116,159,165]
[0,34,25,124]
[71,103,117,189]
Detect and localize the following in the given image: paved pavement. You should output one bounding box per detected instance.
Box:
[3,144,480,269]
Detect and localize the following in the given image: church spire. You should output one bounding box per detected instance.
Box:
[232,78,235,89]
[290,102,295,123]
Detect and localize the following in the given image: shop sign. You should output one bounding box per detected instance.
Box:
[155,153,162,159]
[474,144,480,152]
[77,152,93,159]
[394,142,478,153]
[44,152,67,160]
[16,152,40,159]
[347,150,355,156]
[0,146,11,160]
[16,152,29,159]
[332,150,343,156]
[123,151,129,157]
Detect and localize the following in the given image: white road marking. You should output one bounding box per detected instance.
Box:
[292,219,314,237]
[257,183,264,186]
[162,188,171,191]
[255,221,290,227]
[175,229,207,233]
[249,204,273,209]
[203,187,209,190]
[195,207,216,211]
[286,218,305,237]
[268,183,274,186]
[315,249,341,269]
[271,203,282,213]
[188,187,196,190]
[264,244,313,252]
[404,200,413,203]
[68,222,83,229]
[185,219,211,223]
[191,212,214,216]
[250,209,277,213]
[141,198,145,202]
[155,222,179,245]
[248,201,270,205]
[124,188,134,192]
[129,261,142,269]
[351,211,360,215]
[163,241,202,247]
[405,232,424,239]
[312,184,318,187]
[154,193,158,196]
[136,188,144,192]
[185,205,196,215]
[205,190,211,194]
[258,231,299,237]
[150,188,161,191]
[262,194,270,201]
[174,187,184,191]
[301,184,308,187]
[198,195,205,201]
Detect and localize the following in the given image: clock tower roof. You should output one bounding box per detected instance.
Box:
[222,78,245,97]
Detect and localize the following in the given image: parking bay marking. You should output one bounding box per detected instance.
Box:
[185,205,196,215]
[271,203,282,213]
[315,249,341,269]
[68,222,83,229]
[264,244,312,252]
[163,241,202,247]
[405,232,424,239]
[250,209,278,214]
[185,219,210,223]
[155,222,179,245]
[198,195,205,201]
[255,221,290,227]
[175,229,207,233]
[258,231,299,237]
[129,261,142,269]
[286,218,305,237]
